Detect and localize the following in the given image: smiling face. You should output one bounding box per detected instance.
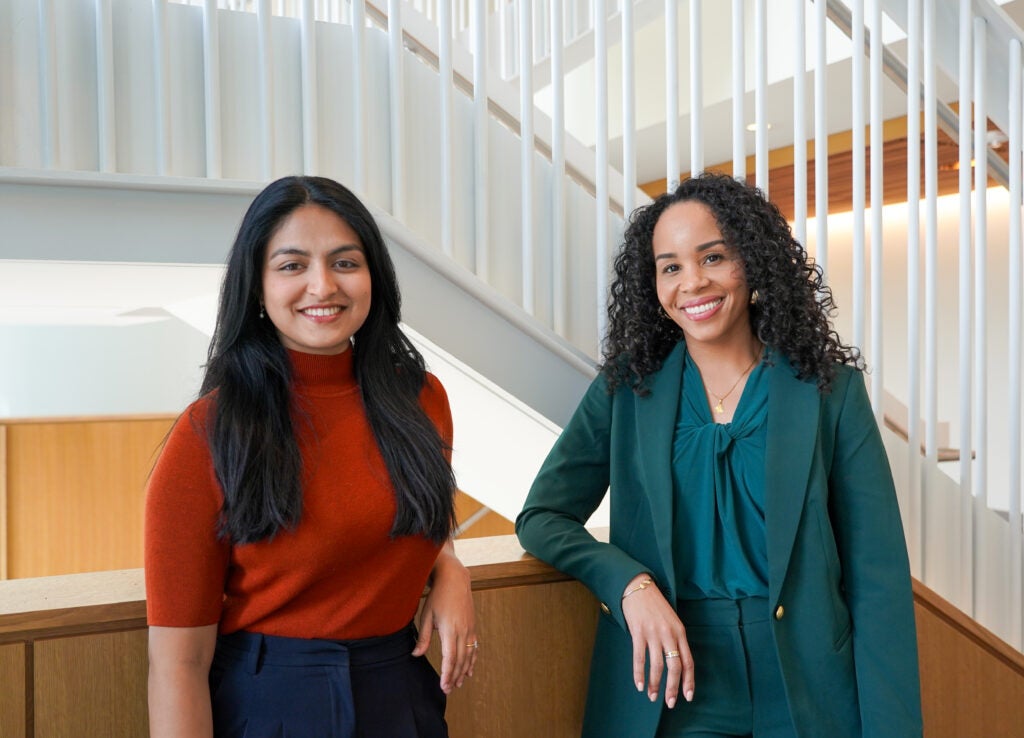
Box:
[652,200,753,351]
[261,203,372,355]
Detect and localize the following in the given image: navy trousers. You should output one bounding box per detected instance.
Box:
[656,598,797,738]
[209,623,448,738]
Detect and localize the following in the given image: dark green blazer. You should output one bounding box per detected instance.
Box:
[516,342,922,738]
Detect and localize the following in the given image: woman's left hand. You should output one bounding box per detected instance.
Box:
[413,541,478,693]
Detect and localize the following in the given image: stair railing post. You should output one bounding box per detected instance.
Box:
[957,0,975,616]
[664,0,678,192]
[472,0,489,280]
[519,0,535,315]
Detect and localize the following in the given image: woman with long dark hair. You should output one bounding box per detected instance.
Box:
[517,172,921,737]
[146,176,476,737]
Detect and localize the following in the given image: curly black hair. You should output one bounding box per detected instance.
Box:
[602,171,861,395]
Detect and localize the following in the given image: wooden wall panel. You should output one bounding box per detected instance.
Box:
[427,581,598,738]
[454,490,515,539]
[1,425,7,580]
[915,600,1024,738]
[33,629,148,738]
[5,417,174,578]
[3,537,1022,737]
[0,642,26,738]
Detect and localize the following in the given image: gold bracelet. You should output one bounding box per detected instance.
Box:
[622,576,654,599]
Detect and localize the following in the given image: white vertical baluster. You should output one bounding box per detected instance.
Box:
[689,0,702,176]
[388,0,405,220]
[921,0,937,581]
[622,0,636,216]
[202,0,222,177]
[814,0,828,276]
[154,0,171,174]
[595,0,608,346]
[852,0,865,351]
[906,0,922,575]
[300,0,318,174]
[974,17,989,510]
[957,0,974,614]
[665,0,679,191]
[352,0,366,192]
[923,0,939,575]
[1008,38,1023,651]
[256,0,274,180]
[731,0,745,182]
[440,0,454,256]
[520,0,535,314]
[552,0,566,333]
[869,0,883,415]
[95,0,117,172]
[499,0,510,80]
[473,0,489,279]
[36,0,57,168]
[535,0,546,64]
[793,0,807,245]
[754,0,767,193]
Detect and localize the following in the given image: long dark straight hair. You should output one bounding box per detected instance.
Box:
[201,176,456,545]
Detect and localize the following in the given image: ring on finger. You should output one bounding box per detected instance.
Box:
[664,650,680,659]
[466,641,480,649]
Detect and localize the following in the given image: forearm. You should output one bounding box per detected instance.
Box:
[147,624,218,738]
[517,510,649,626]
[148,662,214,738]
[428,540,470,591]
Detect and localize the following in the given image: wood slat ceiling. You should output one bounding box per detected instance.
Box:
[640,120,1009,222]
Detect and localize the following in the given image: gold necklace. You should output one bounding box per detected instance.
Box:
[709,351,762,415]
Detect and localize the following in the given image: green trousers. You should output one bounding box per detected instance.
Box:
[656,598,796,738]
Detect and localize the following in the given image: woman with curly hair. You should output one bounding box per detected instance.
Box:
[517,172,921,737]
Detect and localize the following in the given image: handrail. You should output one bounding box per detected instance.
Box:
[0,535,569,645]
[4,535,1017,672]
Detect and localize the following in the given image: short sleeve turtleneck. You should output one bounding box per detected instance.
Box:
[146,343,453,640]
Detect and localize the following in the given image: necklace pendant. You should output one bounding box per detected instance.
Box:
[714,399,725,414]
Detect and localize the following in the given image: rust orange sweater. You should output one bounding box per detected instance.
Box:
[144,348,452,640]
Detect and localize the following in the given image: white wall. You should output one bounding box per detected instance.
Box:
[0,318,209,417]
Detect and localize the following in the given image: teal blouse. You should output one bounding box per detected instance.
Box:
[671,353,770,600]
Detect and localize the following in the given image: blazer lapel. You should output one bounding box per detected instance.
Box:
[764,354,820,603]
[634,341,686,596]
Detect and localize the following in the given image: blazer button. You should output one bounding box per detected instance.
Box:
[600,602,611,615]
[775,605,785,620]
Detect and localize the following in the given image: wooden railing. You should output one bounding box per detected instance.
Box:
[2,534,1023,737]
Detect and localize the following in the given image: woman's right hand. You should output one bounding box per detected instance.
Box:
[620,574,694,709]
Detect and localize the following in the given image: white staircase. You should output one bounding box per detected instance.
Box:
[3,0,1024,651]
